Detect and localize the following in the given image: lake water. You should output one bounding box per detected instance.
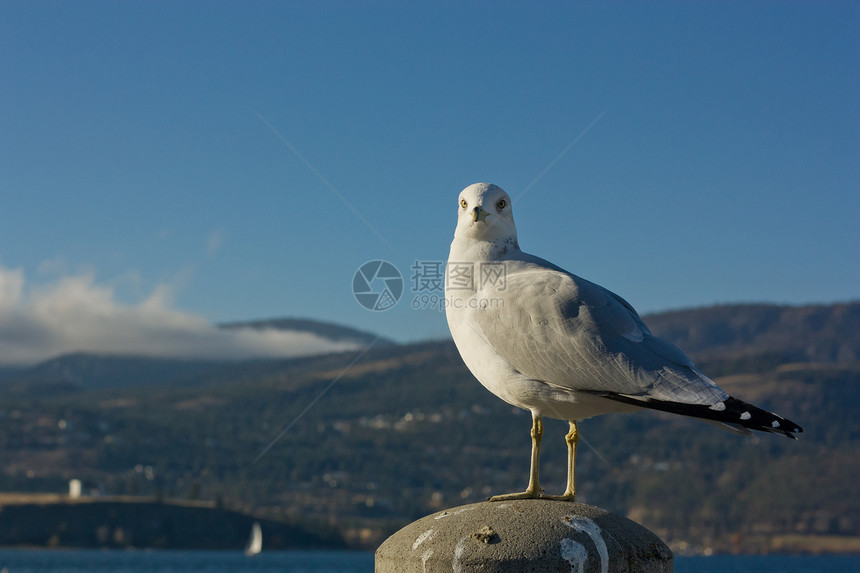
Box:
[0,549,857,572]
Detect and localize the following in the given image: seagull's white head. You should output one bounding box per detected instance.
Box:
[454,183,518,244]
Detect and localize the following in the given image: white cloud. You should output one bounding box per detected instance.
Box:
[0,266,24,310]
[0,263,360,366]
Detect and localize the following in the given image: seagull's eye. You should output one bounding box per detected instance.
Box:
[460,199,468,209]
[497,199,507,209]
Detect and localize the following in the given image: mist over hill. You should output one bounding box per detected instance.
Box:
[0,302,857,553]
[0,317,389,391]
[218,317,392,347]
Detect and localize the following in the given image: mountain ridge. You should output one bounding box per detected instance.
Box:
[643,301,860,363]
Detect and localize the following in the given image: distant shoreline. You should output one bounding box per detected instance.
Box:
[0,494,346,551]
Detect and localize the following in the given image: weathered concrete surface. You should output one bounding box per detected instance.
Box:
[375,500,672,572]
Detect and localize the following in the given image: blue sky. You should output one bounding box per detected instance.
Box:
[1,1,858,363]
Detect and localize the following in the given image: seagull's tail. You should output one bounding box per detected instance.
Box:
[597,393,803,439]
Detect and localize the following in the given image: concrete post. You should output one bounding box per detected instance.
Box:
[375,500,672,572]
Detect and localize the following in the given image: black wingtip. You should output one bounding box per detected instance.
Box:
[603,394,803,439]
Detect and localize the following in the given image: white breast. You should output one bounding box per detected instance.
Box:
[445,294,634,422]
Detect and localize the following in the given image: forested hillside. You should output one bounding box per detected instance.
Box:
[1,302,857,554]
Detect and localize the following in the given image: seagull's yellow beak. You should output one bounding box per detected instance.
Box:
[472,205,488,222]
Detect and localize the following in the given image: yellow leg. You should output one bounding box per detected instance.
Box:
[489,413,543,501]
[542,420,577,502]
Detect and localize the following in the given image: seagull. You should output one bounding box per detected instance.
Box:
[445,182,802,502]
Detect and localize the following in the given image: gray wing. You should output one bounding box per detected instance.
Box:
[471,266,728,406]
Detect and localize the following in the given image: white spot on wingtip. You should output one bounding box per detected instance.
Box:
[740,411,751,420]
[772,420,780,428]
[710,402,726,412]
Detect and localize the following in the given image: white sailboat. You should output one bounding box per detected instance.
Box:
[244,521,262,556]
